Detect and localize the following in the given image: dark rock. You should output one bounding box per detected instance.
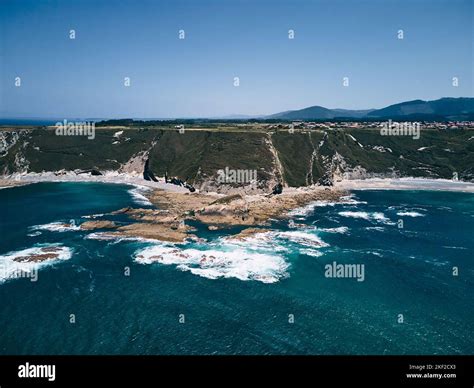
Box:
[166,175,196,192]
[77,168,102,176]
[143,159,158,182]
[169,177,183,186]
[271,182,283,195]
[184,183,196,192]
[318,174,333,186]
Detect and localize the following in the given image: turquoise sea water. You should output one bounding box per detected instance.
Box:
[0,182,472,355]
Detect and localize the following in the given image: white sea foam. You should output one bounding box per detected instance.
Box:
[287,204,316,216]
[81,213,105,219]
[368,251,383,257]
[312,201,337,207]
[134,225,333,283]
[338,211,394,225]
[372,212,395,224]
[224,231,289,253]
[85,232,157,244]
[30,221,81,233]
[287,201,334,216]
[224,228,330,260]
[288,195,366,217]
[365,226,385,232]
[338,211,371,220]
[299,248,323,257]
[134,244,289,283]
[396,211,425,217]
[128,186,153,206]
[318,226,349,234]
[276,230,329,248]
[339,194,367,205]
[0,245,73,283]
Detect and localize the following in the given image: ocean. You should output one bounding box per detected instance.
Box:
[0,182,472,355]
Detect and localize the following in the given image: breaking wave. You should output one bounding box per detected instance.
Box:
[82,213,105,219]
[276,230,329,248]
[288,194,366,216]
[128,186,153,206]
[85,232,157,244]
[338,211,394,225]
[396,211,425,217]
[299,248,323,257]
[134,243,289,284]
[30,221,81,232]
[134,227,331,283]
[0,244,73,283]
[318,226,349,234]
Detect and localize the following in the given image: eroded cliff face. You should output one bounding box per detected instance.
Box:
[1,127,473,192]
[0,130,31,174]
[0,131,21,156]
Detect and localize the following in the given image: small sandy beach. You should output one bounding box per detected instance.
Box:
[335,178,474,193]
[0,171,189,192]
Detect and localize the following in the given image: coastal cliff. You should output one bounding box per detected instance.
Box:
[1,127,473,193]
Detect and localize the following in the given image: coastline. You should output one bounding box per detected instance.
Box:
[2,173,473,268]
[0,173,347,243]
[1,173,473,194]
[0,171,189,193]
[335,178,474,193]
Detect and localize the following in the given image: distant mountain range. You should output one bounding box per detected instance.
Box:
[267,97,474,121]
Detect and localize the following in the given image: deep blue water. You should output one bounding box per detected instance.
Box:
[0,182,473,355]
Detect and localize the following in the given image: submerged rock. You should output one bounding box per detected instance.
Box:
[12,247,64,263]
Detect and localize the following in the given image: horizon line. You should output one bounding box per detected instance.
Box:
[1,96,472,121]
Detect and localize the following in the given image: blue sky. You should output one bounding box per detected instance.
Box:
[0,0,472,118]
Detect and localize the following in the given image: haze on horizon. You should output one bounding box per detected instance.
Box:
[0,0,472,119]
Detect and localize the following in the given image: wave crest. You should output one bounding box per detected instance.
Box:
[134,244,289,284]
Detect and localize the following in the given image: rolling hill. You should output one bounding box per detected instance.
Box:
[268,97,474,121]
